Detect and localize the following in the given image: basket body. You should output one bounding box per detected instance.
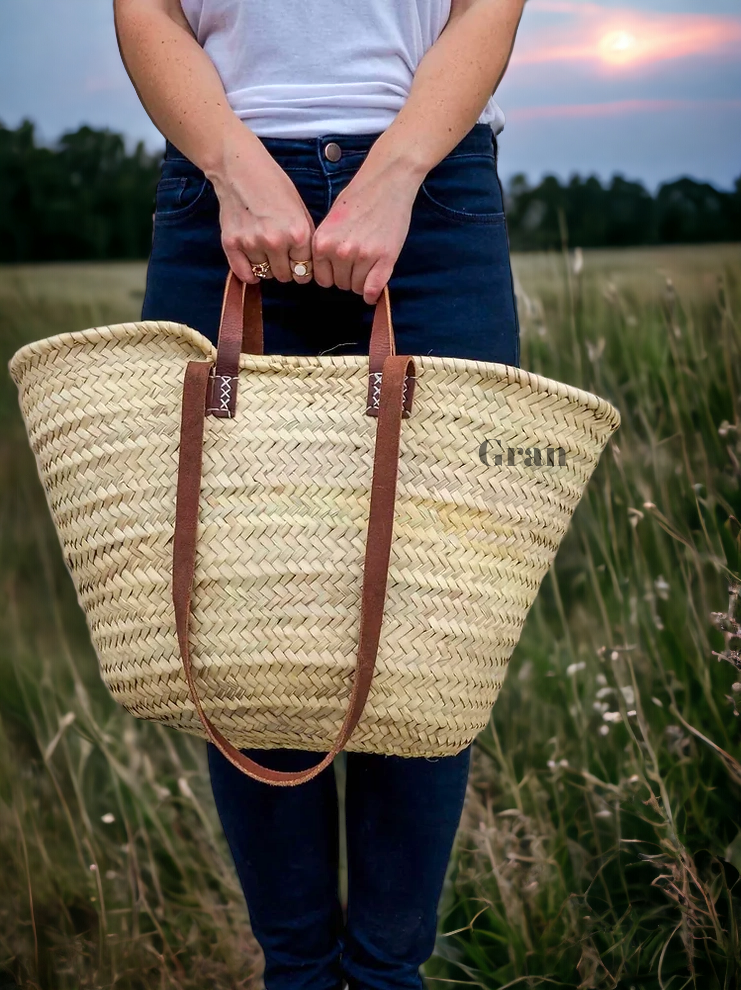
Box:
[9,321,620,757]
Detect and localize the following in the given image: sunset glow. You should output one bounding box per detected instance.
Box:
[598,30,638,65]
[511,6,741,70]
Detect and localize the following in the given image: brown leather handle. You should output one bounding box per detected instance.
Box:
[173,350,417,786]
[205,270,413,420]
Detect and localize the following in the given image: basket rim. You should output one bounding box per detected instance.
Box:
[8,318,621,428]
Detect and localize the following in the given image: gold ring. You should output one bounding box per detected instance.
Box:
[291,259,313,277]
[251,261,272,279]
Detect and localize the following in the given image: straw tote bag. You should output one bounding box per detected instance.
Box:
[9,271,620,786]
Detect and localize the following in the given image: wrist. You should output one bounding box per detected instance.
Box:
[200,117,271,187]
[362,129,433,189]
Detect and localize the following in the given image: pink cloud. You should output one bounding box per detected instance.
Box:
[511,5,741,68]
[507,98,741,121]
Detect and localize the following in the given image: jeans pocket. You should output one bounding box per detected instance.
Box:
[154,170,213,224]
[419,152,506,224]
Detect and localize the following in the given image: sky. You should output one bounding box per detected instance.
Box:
[0,0,739,192]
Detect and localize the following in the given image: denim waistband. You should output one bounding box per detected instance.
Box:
[164,122,496,172]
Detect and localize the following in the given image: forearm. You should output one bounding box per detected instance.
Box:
[364,0,525,181]
[113,0,270,182]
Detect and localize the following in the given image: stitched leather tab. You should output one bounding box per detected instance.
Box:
[206,370,238,418]
[207,271,246,418]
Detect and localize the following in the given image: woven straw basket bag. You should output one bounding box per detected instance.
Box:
[9,272,620,786]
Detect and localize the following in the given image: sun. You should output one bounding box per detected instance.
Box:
[598,29,639,64]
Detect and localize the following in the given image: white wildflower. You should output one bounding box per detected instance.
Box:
[178,777,195,800]
[586,338,606,363]
[627,507,644,528]
[566,661,586,676]
[718,420,737,438]
[654,576,670,600]
[101,813,115,825]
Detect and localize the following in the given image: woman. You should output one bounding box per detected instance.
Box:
[114,2,525,988]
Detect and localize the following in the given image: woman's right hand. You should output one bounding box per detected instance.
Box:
[209,143,316,287]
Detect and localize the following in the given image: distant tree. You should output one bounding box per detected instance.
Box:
[655,177,734,244]
[0,119,162,263]
[505,170,741,251]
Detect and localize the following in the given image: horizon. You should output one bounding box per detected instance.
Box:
[3,115,738,198]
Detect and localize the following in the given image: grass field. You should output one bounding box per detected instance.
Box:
[1,243,740,989]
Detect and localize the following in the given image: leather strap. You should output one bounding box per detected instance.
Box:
[173,352,416,785]
[206,270,412,419]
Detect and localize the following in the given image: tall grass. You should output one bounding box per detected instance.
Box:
[429,243,741,989]
[1,247,740,989]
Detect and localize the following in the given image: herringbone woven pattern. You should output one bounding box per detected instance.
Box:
[9,320,620,757]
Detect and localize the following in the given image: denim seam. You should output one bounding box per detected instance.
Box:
[154,180,214,225]
[418,184,506,225]
[432,152,496,163]
[278,166,324,175]
[493,165,521,366]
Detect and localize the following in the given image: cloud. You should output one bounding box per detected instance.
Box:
[513,4,741,68]
[507,98,741,120]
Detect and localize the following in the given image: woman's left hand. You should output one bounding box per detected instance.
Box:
[311,156,424,305]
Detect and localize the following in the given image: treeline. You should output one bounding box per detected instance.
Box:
[505,172,741,251]
[0,120,161,263]
[1,119,739,262]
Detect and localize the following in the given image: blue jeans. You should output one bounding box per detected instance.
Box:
[142,122,519,990]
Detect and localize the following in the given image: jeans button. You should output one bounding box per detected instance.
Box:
[324,142,342,163]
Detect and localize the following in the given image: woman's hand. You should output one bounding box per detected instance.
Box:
[311,155,425,305]
[115,0,316,289]
[210,142,316,286]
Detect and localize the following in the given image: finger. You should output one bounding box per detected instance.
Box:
[224,247,261,285]
[330,241,354,292]
[289,227,314,284]
[350,249,376,297]
[263,239,292,283]
[362,258,393,306]
[311,230,334,289]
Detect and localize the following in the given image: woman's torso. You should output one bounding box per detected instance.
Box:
[180,0,505,138]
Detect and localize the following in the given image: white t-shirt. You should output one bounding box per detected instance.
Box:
[180,0,506,138]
